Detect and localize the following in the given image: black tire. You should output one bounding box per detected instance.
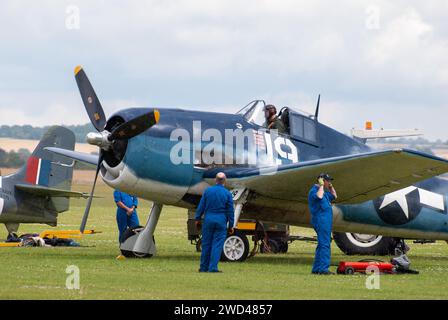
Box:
[120,228,137,257]
[278,240,289,253]
[345,266,355,275]
[333,232,398,256]
[221,230,250,262]
[120,227,154,258]
[260,239,280,254]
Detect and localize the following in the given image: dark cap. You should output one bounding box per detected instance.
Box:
[317,173,334,181]
[264,104,277,112]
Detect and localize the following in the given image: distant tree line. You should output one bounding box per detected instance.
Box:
[376,137,448,146]
[0,124,97,169]
[0,123,95,143]
[0,148,30,168]
[0,147,93,170]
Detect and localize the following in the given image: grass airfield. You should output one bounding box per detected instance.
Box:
[1,181,448,299]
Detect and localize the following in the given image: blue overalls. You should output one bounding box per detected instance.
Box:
[308,185,335,273]
[114,190,140,243]
[195,184,235,272]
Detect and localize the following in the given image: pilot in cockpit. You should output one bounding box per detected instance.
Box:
[263,104,286,134]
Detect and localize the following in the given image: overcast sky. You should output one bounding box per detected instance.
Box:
[0,1,447,140]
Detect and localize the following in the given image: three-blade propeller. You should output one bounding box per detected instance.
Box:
[74,65,160,233]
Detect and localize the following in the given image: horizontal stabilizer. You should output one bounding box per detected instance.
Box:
[15,183,90,199]
[44,147,99,166]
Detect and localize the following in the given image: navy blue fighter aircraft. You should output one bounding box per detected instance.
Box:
[47,66,448,259]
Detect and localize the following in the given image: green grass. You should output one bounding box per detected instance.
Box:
[1,183,448,299]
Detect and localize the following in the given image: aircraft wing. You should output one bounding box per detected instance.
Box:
[204,149,448,204]
[44,147,99,166]
[15,184,91,199]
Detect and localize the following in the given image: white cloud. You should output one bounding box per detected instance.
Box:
[366,7,448,87]
[0,0,446,140]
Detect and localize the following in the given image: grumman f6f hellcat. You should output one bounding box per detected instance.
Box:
[46,66,448,260]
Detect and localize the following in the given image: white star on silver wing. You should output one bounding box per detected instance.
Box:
[379,186,418,219]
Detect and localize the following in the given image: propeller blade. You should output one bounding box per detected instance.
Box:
[74,66,107,132]
[108,109,160,141]
[79,153,103,233]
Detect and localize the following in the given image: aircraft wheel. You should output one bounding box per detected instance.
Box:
[278,240,289,253]
[333,232,398,256]
[120,227,154,258]
[221,231,249,262]
[132,249,153,258]
[260,239,281,254]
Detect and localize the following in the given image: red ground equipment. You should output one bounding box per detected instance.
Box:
[338,244,419,275]
[337,260,396,275]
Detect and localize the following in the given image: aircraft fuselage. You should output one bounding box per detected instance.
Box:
[97,107,448,240]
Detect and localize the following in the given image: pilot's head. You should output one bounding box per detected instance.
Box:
[264,104,277,119]
[215,172,227,185]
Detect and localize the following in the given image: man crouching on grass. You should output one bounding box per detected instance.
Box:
[195,172,234,273]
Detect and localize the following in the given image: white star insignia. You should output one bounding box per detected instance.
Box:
[379,186,417,219]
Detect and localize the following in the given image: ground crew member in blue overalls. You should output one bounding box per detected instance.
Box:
[195,172,234,273]
[114,189,140,243]
[308,173,337,275]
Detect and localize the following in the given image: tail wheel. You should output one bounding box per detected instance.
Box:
[221,231,250,262]
[333,232,398,256]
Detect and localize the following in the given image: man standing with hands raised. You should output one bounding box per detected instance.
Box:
[308,173,337,275]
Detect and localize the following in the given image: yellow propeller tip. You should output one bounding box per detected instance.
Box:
[74,65,83,75]
[154,109,160,123]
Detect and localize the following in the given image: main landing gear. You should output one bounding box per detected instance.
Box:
[120,202,163,258]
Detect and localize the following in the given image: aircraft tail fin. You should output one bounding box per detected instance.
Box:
[14,126,76,188]
[13,126,77,213]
